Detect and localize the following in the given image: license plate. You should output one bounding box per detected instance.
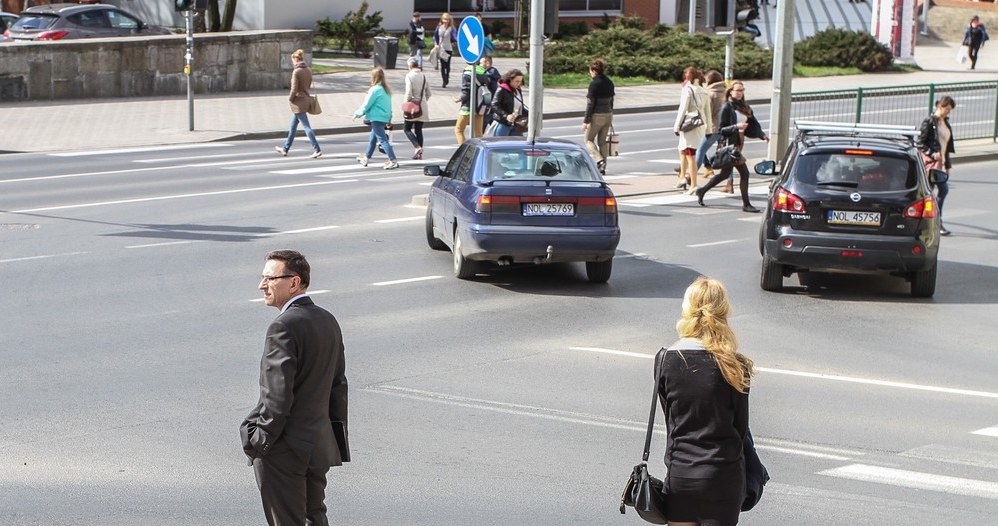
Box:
[523,203,574,216]
[827,210,881,226]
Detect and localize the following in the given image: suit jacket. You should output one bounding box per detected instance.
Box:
[241,296,350,467]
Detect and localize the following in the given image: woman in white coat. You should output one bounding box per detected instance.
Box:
[403,56,432,159]
[673,67,712,194]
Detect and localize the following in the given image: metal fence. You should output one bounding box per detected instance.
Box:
[791,81,998,141]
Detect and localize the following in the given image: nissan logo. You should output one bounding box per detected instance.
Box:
[850,192,862,202]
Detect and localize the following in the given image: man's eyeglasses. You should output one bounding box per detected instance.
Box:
[260,274,296,283]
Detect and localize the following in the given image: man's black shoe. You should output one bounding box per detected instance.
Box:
[742,205,761,213]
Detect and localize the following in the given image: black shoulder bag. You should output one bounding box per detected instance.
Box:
[619,348,669,524]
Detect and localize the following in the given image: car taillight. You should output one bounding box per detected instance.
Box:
[904,197,937,218]
[476,195,519,213]
[774,188,806,212]
[2,29,9,38]
[37,30,69,40]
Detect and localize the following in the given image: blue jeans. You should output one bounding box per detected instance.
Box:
[494,122,522,137]
[283,113,320,153]
[695,133,719,171]
[365,121,396,161]
[934,180,949,227]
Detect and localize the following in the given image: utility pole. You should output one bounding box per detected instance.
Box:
[920,0,929,36]
[688,0,697,35]
[768,0,795,163]
[527,0,544,140]
[185,9,194,131]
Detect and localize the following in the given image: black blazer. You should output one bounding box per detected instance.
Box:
[241,296,350,466]
[718,101,765,148]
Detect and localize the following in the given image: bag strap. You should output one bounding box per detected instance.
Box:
[418,76,427,103]
[687,85,702,118]
[641,348,667,462]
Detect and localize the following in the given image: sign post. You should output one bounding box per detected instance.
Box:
[458,17,485,141]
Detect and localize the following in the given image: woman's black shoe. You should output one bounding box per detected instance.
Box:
[742,205,761,213]
[696,189,706,207]
[940,227,952,236]
[596,160,606,175]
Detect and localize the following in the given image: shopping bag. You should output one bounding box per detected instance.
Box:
[607,125,621,157]
[957,45,969,64]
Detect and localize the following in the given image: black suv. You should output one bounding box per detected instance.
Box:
[755,121,948,297]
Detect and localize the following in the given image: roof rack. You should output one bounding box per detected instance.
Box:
[794,120,917,145]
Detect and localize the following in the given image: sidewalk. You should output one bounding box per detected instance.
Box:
[1,33,995,196]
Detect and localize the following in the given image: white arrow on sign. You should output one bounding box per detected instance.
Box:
[462,23,480,58]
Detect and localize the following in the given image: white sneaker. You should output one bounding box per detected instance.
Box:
[384,161,399,170]
[357,156,368,167]
[310,151,322,159]
[275,146,287,157]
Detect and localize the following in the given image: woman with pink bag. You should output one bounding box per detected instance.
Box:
[917,96,956,236]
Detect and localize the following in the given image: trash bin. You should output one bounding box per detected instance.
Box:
[373,36,399,70]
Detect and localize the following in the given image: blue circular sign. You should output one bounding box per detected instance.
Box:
[457,17,485,63]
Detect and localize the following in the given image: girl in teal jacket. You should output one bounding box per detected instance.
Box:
[354,68,398,169]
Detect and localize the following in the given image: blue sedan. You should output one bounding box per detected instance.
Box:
[424,137,621,282]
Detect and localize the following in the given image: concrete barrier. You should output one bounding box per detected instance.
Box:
[0,30,312,102]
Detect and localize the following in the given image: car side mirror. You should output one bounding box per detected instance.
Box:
[424,165,442,177]
[754,160,778,176]
[929,168,949,185]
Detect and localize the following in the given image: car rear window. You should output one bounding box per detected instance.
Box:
[792,153,917,192]
[11,14,57,31]
[484,148,600,183]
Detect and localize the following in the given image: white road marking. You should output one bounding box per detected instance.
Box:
[271,163,423,175]
[0,251,88,263]
[615,252,649,259]
[900,444,998,470]
[366,384,862,460]
[687,239,746,248]
[755,366,998,400]
[371,275,443,287]
[126,241,202,249]
[12,179,359,213]
[737,215,765,222]
[972,427,998,438]
[615,148,673,156]
[819,464,998,501]
[569,346,654,359]
[375,216,424,223]
[601,175,637,181]
[267,225,340,236]
[134,151,278,163]
[568,346,998,400]
[49,144,231,157]
[249,290,331,302]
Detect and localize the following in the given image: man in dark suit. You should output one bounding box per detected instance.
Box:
[241,249,349,526]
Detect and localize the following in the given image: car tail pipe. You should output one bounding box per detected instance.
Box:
[533,245,554,265]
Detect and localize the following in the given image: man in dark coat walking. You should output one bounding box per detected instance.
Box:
[241,249,349,526]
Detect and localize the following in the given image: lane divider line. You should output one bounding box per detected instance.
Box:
[371,275,443,287]
[364,384,858,460]
[126,241,202,249]
[0,251,89,263]
[49,143,231,157]
[688,239,746,248]
[971,427,998,438]
[375,216,424,224]
[818,464,998,501]
[12,179,359,213]
[568,346,998,400]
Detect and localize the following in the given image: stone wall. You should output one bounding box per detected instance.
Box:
[0,30,312,102]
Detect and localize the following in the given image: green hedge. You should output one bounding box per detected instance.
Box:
[794,28,894,72]
[544,23,773,80]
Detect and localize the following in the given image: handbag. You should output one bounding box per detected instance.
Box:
[678,86,704,132]
[307,94,322,115]
[513,115,529,135]
[708,144,743,171]
[607,124,621,157]
[920,150,942,172]
[741,428,770,512]
[402,77,427,120]
[619,348,669,524]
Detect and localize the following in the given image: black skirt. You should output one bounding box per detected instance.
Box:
[665,469,745,525]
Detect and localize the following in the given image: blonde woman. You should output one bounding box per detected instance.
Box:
[672,67,710,193]
[353,67,398,169]
[433,13,457,87]
[275,49,321,158]
[659,277,754,526]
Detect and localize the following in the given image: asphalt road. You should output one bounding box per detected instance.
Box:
[1,112,996,525]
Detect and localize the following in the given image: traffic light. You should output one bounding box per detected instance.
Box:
[175,0,208,12]
[711,0,731,29]
[735,0,761,37]
[544,0,559,36]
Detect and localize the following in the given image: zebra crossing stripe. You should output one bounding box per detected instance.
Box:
[819,464,998,501]
[972,427,998,438]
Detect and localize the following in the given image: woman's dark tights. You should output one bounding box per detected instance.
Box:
[700,163,752,207]
[404,121,424,148]
[440,56,452,86]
